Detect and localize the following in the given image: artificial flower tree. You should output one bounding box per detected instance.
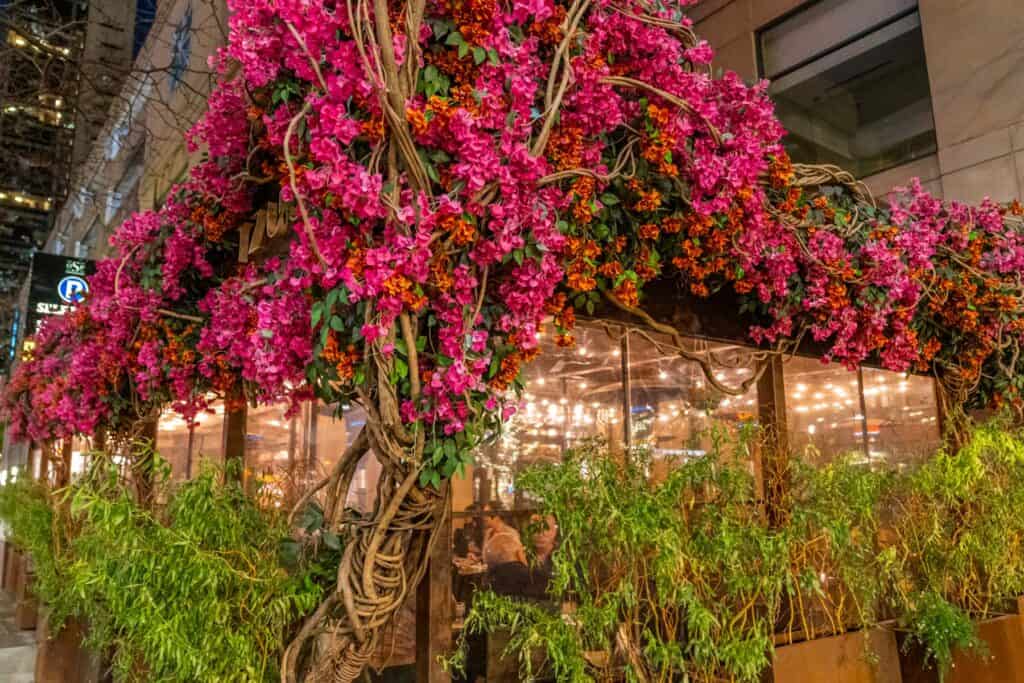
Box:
[6,0,1024,679]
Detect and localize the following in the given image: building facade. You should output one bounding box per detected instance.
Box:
[690,0,1024,204]
[0,0,151,370]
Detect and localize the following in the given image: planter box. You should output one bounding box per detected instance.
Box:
[35,612,102,683]
[772,629,901,683]
[899,611,1024,683]
[11,551,36,631]
[1,540,19,593]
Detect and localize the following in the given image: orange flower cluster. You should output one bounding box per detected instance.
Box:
[544,292,576,345]
[431,253,454,292]
[362,116,386,143]
[323,334,361,382]
[570,176,596,225]
[665,212,739,297]
[628,180,662,212]
[490,336,541,390]
[564,236,601,292]
[428,49,477,85]
[190,205,237,242]
[445,0,497,45]
[768,153,796,189]
[641,104,679,177]
[638,223,660,240]
[346,247,366,280]
[406,107,429,136]
[546,124,585,171]
[383,273,427,311]
[613,278,639,307]
[528,5,566,45]
[441,213,477,246]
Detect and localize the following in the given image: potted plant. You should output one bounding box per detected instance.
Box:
[885,424,1024,682]
[450,428,789,683]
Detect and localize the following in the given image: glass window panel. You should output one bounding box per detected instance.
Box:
[452,322,625,514]
[760,0,917,79]
[312,403,381,514]
[156,402,224,480]
[861,367,940,466]
[156,411,192,479]
[762,8,936,178]
[784,356,865,464]
[627,330,759,475]
[245,403,303,507]
[450,322,622,676]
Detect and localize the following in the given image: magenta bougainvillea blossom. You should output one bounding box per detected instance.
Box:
[5,0,1024,453]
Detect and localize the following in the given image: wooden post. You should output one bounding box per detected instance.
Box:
[222,401,247,485]
[856,369,871,460]
[621,332,632,449]
[417,488,452,683]
[53,438,72,489]
[757,355,789,526]
[133,420,158,507]
[37,442,50,484]
[35,612,103,683]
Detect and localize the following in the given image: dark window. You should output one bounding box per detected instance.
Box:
[759,0,937,178]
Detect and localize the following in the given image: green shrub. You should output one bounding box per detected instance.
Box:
[785,455,893,639]
[453,428,789,683]
[0,476,62,605]
[887,422,1024,673]
[454,422,1024,682]
[0,454,323,682]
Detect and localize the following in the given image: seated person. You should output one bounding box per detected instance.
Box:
[531,514,558,567]
[481,503,527,568]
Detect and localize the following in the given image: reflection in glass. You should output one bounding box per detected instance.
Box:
[861,367,940,466]
[784,356,865,463]
[628,330,759,470]
[453,324,624,514]
[763,6,936,178]
[156,402,224,480]
[314,403,380,513]
[245,403,299,506]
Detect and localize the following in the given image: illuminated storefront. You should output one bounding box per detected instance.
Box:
[149,318,943,676]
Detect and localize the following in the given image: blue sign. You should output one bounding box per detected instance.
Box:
[57,275,89,304]
[25,253,96,339]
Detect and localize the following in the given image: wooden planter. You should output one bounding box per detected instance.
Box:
[771,628,902,683]
[898,603,1024,683]
[0,540,12,594]
[9,548,37,631]
[35,611,103,683]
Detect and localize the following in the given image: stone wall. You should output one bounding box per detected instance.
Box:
[689,0,1024,204]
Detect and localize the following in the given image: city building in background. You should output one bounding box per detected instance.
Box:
[690,0,1024,203]
[0,0,154,373]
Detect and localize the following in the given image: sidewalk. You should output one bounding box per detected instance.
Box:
[0,592,35,682]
